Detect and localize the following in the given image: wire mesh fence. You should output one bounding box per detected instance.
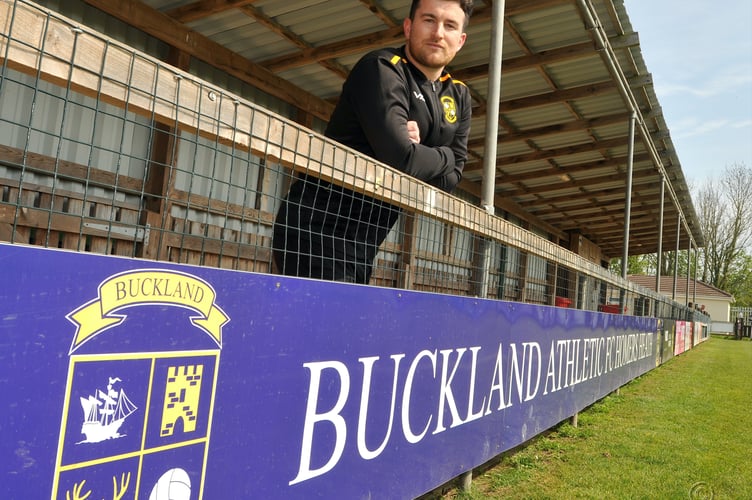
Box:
[0,0,701,322]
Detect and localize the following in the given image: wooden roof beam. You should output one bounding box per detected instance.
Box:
[456,33,638,82]
[469,80,616,119]
[358,0,401,27]
[560,213,679,232]
[239,4,350,79]
[262,27,404,73]
[468,111,633,149]
[540,200,673,224]
[261,0,572,73]
[166,0,258,23]
[488,153,652,183]
[526,190,667,217]
[81,0,334,120]
[499,166,655,197]
[483,135,628,172]
[499,81,616,114]
[598,230,684,248]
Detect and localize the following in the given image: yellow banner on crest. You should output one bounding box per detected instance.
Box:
[67,270,228,352]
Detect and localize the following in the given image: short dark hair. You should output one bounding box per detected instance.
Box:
[409,0,474,28]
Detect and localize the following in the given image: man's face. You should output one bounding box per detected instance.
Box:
[404,0,467,78]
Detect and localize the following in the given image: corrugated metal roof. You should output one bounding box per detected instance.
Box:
[628,275,734,300]
[37,0,704,258]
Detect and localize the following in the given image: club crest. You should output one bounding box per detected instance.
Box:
[441,96,458,124]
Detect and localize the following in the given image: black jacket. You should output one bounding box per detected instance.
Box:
[325,46,471,191]
[273,46,471,283]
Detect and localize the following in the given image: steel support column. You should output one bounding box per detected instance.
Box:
[473,0,505,301]
[693,246,698,306]
[621,112,636,279]
[685,242,691,308]
[672,216,681,301]
[465,0,505,489]
[655,179,665,301]
[480,1,505,218]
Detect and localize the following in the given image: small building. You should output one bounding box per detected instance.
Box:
[628,275,734,321]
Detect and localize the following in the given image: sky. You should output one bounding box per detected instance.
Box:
[623,0,752,187]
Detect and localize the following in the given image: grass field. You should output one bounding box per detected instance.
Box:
[443,337,752,499]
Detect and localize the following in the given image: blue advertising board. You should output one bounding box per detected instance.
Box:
[1,244,658,499]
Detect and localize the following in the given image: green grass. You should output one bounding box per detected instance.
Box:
[443,337,752,499]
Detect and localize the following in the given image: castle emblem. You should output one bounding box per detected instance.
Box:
[161,365,204,437]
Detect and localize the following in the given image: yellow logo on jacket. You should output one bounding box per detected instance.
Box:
[441,96,457,124]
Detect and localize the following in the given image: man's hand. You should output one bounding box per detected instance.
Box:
[407,120,420,144]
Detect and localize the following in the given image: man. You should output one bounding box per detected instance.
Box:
[273,0,473,283]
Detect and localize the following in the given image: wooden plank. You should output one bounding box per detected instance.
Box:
[259,164,285,215]
[166,0,258,23]
[169,189,273,226]
[144,123,177,213]
[62,197,85,251]
[0,220,13,242]
[0,145,147,195]
[0,173,142,212]
[32,191,53,246]
[397,214,418,290]
[202,224,223,268]
[412,275,471,293]
[87,202,112,253]
[0,188,33,243]
[253,261,270,274]
[160,231,271,262]
[112,205,139,257]
[183,219,205,266]
[142,210,165,260]
[0,203,140,241]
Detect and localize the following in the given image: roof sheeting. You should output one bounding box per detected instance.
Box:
[628,275,734,300]
[55,0,702,259]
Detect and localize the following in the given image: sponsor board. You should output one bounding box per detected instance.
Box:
[0,244,658,499]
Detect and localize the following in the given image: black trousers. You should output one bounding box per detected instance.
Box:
[272,176,399,284]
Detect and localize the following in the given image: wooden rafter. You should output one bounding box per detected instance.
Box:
[358,0,400,27]
[166,0,258,23]
[498,165,650,197]
[81,0,335,120]
[238,4,351,79]
[468,111,634,149]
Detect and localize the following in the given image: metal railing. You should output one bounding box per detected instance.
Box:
[0,0,697,321]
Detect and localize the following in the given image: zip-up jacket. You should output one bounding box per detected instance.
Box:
[325,46,470,191]
[273,46,472,283]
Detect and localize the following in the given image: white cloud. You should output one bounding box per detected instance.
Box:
[655,65,752,98]
[672,119,729,139]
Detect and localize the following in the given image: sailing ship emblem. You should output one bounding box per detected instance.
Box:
[79,377,137,443]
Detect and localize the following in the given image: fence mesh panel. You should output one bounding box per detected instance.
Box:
[0,0,703,321]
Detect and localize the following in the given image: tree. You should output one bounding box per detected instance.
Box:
[613,164,751,307]
[609,254,653,276]
[631,248,693,278]
[696,163,752,290]
[725,253,752,306]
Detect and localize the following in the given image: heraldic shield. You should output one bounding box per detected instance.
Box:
[52,269,228,500]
